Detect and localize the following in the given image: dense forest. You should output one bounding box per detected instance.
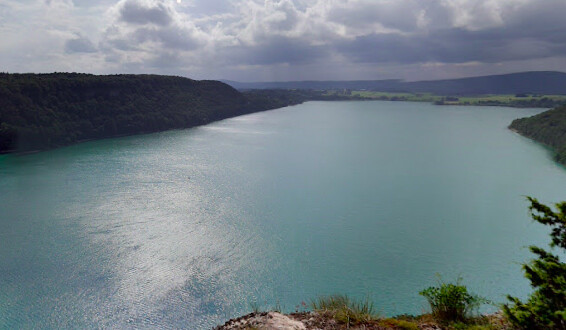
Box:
[0,73,364,153]
[0,73,260,153]
[510,104,566,164]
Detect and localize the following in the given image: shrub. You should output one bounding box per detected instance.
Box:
[503,197,566,329]
[420,277,488,323]
[311,294,375,325]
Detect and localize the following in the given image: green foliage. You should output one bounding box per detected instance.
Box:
[310,294,376,325]
[420,277,489,323]
[509,104,566,165]
[0,73,255,153]
[503,197,566,329]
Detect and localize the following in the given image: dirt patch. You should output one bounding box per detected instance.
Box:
[215,311,306,329]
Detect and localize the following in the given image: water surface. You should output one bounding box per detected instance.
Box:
[1,101,565,328]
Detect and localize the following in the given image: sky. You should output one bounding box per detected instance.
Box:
[1,0,566,82]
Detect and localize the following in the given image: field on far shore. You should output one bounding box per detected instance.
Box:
[325,90,566,107]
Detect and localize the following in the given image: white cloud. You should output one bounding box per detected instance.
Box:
[1,0,565,80]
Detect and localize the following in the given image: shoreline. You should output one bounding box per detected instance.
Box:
[2,98,550,157]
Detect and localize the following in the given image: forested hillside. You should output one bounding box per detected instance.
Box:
[510,104,566,164]
[0,73,252,153]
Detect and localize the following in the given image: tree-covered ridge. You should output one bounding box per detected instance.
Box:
[509,104,566,164]
[0,73,251,153]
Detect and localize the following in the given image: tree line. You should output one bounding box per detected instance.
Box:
[0,73,254,153]
[0,73,363,153]
[510,104,566,164]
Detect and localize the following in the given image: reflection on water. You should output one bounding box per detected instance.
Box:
[0,101,564,328]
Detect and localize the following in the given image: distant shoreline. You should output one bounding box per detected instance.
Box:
[2,72,563,156]
[1,96,555,157]
[508,104,566,166]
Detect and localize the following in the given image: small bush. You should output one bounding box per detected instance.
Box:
[311,294,375,325]
[420,277,488,323]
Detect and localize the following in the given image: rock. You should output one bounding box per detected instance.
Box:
[216,312,306,330]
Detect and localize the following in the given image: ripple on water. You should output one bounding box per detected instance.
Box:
[0,102,563,328]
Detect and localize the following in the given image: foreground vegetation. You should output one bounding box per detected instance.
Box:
[311,295,376,325]
[504,197,566,329]
[219,198,566,329]
[420,277,490,323]
[307,292,502,329]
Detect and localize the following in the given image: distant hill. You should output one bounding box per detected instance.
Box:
[510,104,566,165]
[222,79,405,92]
[405,71,566,95]
[225,71,566,96]
[0,73,255,153]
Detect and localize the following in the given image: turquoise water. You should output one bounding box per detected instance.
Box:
[1,101,565,328]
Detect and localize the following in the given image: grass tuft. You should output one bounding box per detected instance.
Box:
[311,294,376,325]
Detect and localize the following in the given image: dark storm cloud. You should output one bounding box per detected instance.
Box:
[65,36,97,53]
[503,0,566,42]
[119,0,172,26]
[330,0,566,67]
[227,36,328,66]
[335,19,566,65]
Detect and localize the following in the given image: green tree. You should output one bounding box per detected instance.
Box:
[503,197,566,329]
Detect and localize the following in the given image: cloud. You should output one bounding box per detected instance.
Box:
[334,25,566,66]
[325,0,451,33]
[119,0,173,26]
[130,25,202,50]
[65,35,97,53]
[327,0,566,67]
[3,0,566,80]
[225,36,329,66]
[101,0,207,58]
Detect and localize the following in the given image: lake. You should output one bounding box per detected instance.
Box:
[1,101,565,328]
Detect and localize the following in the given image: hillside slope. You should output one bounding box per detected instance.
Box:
[226,71,566,96]
[509,104,566,164]
[406,71,566,95]
[0,73,252,153]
